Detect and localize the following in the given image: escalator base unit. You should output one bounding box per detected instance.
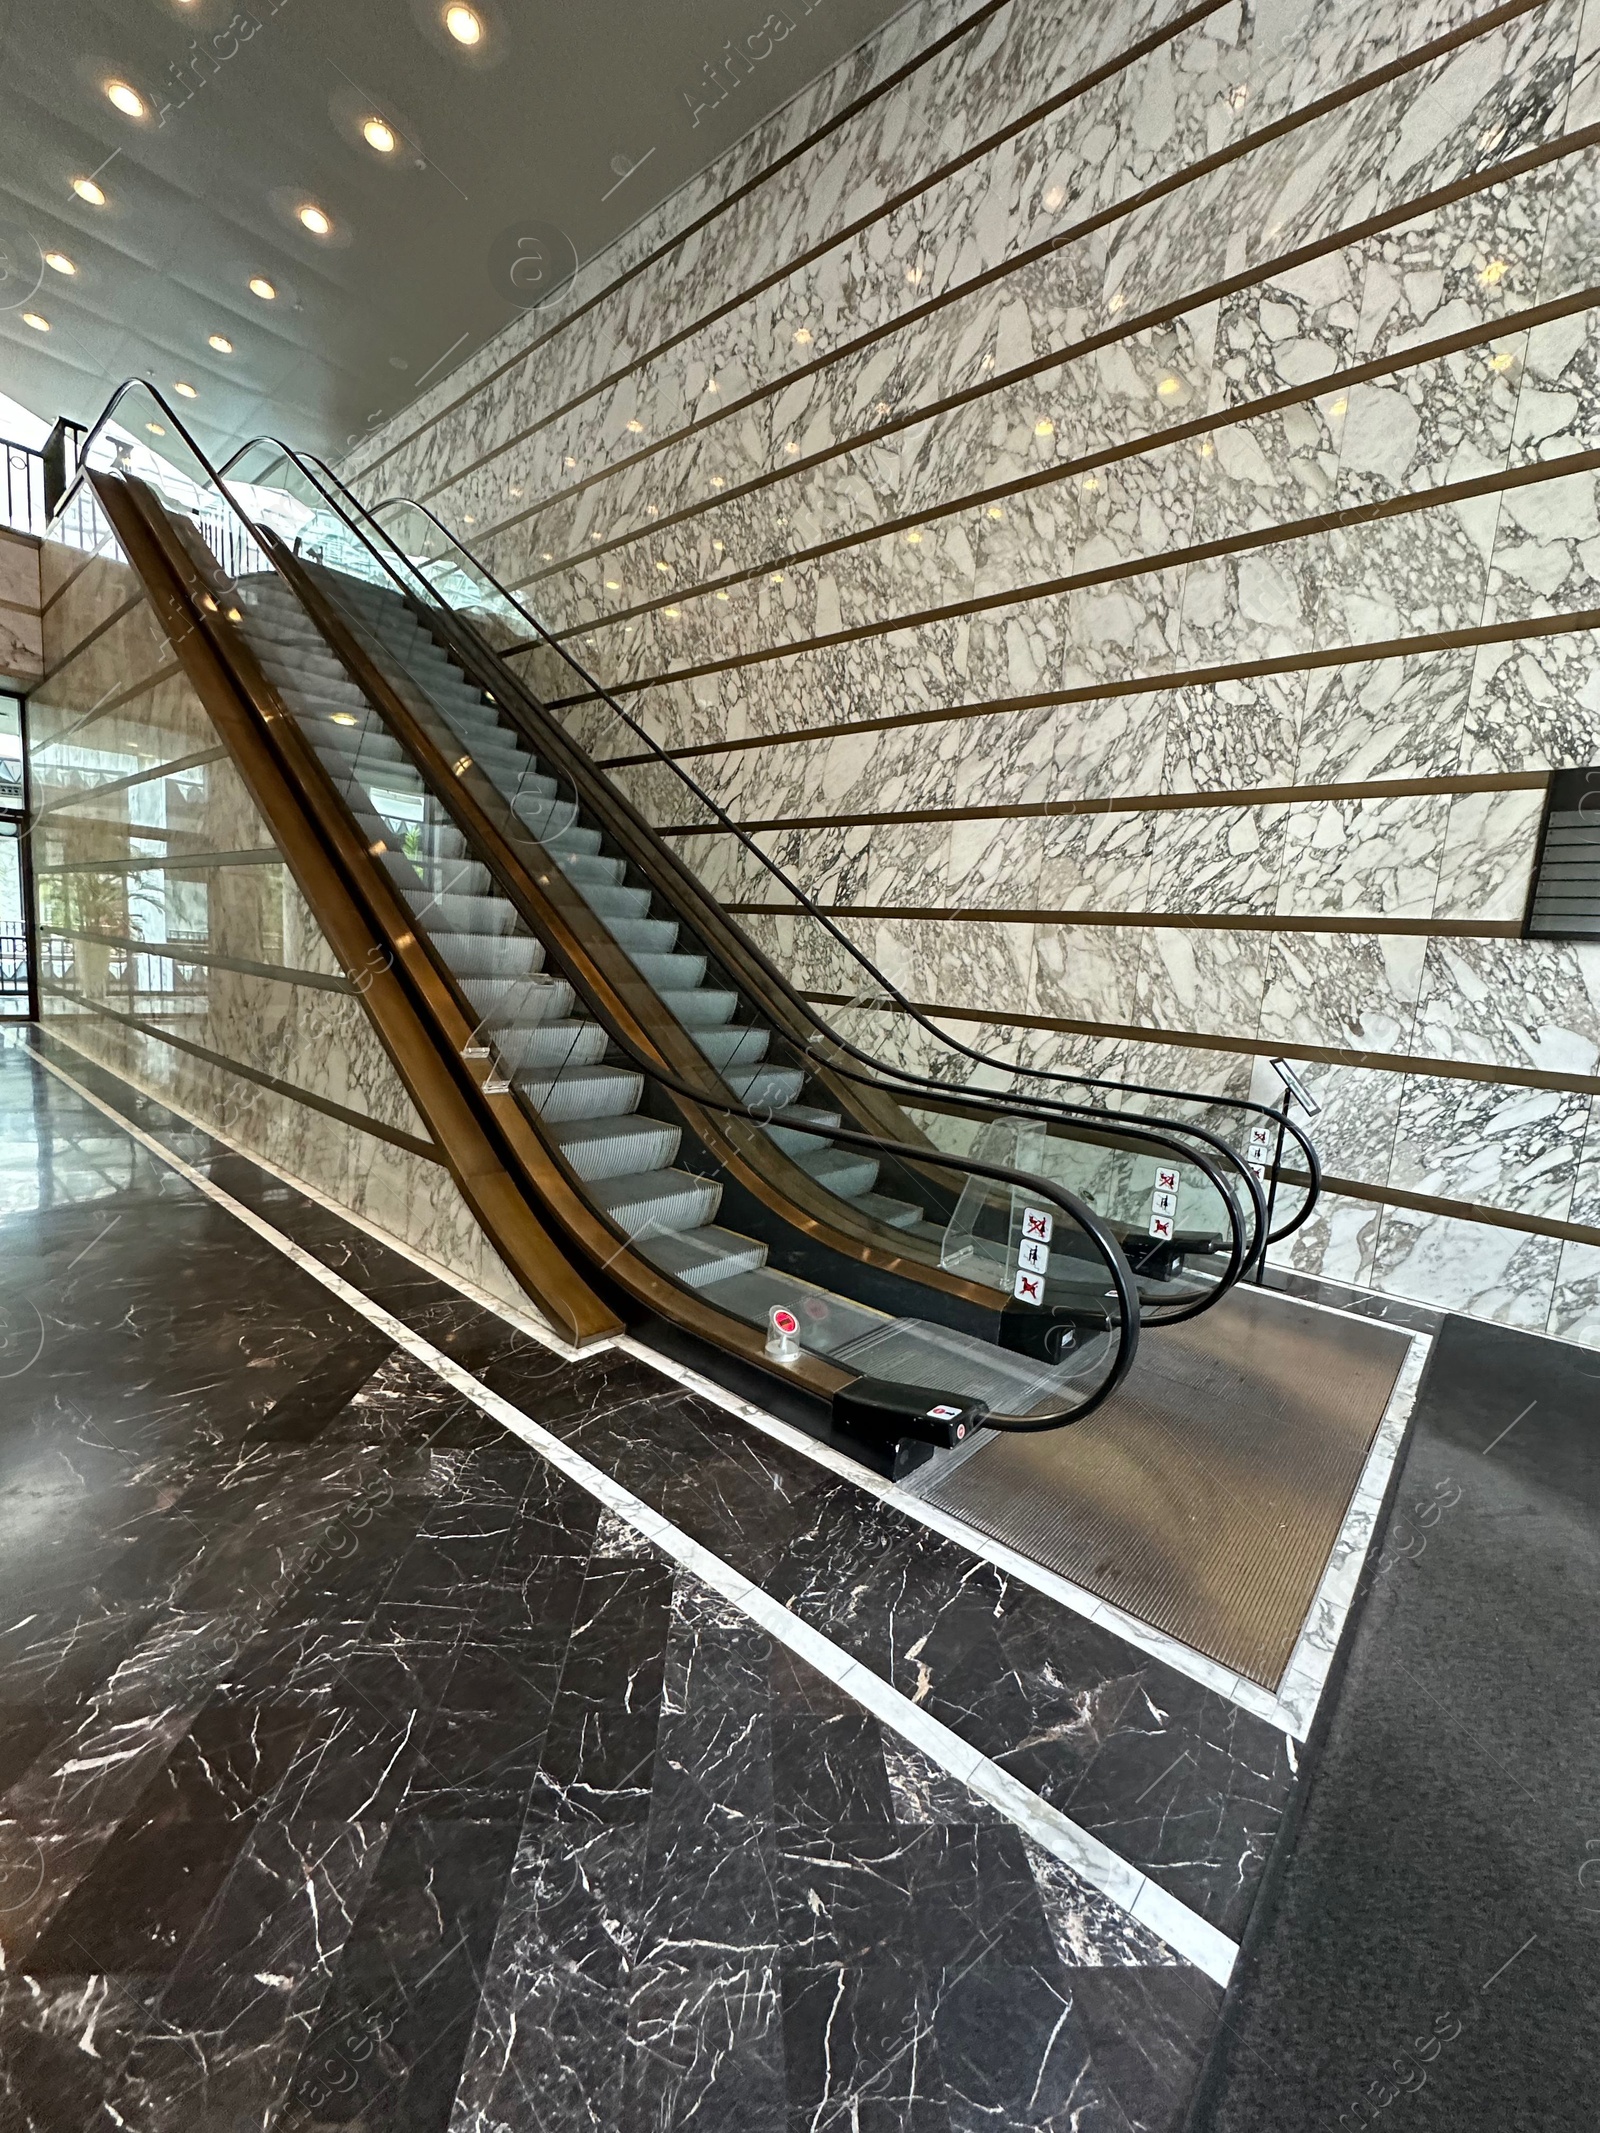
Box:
[832,1378,992,1453]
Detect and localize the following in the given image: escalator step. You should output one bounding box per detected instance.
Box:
[694,1025,771,1070]
[723,1064,805,1108]
[794,1145,880,1200]
[429,933,546,979]
[590,1167,722,1234]
[657,987,739,1030]
[460,973,571,1025]
[608,917,681,955]
[549,1113,682,1181]
[485,1018,609,1071]
[518,1063,644,1121]
[631,950,707,990]
[406,890,521,934]
[581,883,654,920]
[850,1190,927,1231]
[635,1224,769,1287]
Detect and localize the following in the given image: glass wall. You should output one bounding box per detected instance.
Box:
[0,695,27,1017]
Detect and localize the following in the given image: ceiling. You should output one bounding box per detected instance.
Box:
[0,0,906,465]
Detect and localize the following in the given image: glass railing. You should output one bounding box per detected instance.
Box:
[219,440,1321,1262]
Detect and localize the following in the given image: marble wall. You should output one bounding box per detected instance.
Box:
[30,509,536,1316]
[346,0,1600,1344]
[0,526,42,687]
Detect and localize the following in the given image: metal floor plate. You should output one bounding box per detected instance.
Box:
[919,1285,1412,1689]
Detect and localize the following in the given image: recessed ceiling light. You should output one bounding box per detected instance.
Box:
[173,381,197,398]
[298,204,332,236]
[249,276,277,300]
[72,176,107,206]
[43,251,77,276]
[22,312,49,332]
[330,711,359,726]
[208,333,234,353]
[147,422,166,435]
[106,80,146,118]
[362,118,397,153]
[444,5,482,45]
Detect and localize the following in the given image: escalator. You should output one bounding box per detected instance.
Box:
[229,435,1324,1278]
[41,383,1322,1479]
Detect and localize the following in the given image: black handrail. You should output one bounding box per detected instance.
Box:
[248,440,1323,1245]
[223,440,1275,1318]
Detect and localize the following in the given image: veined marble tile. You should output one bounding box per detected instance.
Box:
[1292,647,1473,783]
[1483,456,1600,624]
[1134,924,1269,1038]
[1030,808,1154,913]
[764,816,953,912]
[1143,801,1289,914]
[1352,159,1559,365]
[935,916,1039,1027]
[1429,784,1546,919]
[1269,1185,1386,1288]
[1033,922,1145,1029]
[1565,1097,1600,1226]
[1274,790,1451,919]
[1370,1202,1563,1330]
[1388,1072,1590,1218]
[1159,671,1305,793]
[1510,302,1600,477]
[1546,1237,1600,1345]
[1258,930,1428,1055]
[1412,934,1600,1074]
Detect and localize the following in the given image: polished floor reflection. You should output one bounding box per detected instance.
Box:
[0,1032,1232,2130]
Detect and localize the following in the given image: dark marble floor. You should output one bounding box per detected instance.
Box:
[0,1029,1245,2130]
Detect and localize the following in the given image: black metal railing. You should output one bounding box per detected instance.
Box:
[2,440,45,536]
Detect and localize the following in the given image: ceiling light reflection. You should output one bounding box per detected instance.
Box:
[298,204,333,236]
[43,252,77,276]
[249,276,277,299]
[72,177,107,206]
[444,4,482,44]
[363,118,397,153]
[106,81,146,118]
[22,312,49,332]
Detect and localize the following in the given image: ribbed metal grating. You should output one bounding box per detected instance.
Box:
[1528,769,1600,939]
[920,1286,1410,1690]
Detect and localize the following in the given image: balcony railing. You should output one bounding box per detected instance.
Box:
[2,440,45,536]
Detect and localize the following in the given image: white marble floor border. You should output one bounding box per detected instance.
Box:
[27,1042,1239,1987]
[24,1030,1424,1744]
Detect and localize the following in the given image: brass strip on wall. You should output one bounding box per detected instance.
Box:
[38,590,148,687]
[35,848,281,876]
[29,662,184,756]
[545,280,1600,632]
[550,445,1600,704]
[601,606,1600,766]
[430,0,1547,531]
[727,904,1523,938]
[40,980,441,1160]
[658,770,1552,837]
[799,993,1600,1098]
[1306,1170,1600,1252]
[494,37,1582,582]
